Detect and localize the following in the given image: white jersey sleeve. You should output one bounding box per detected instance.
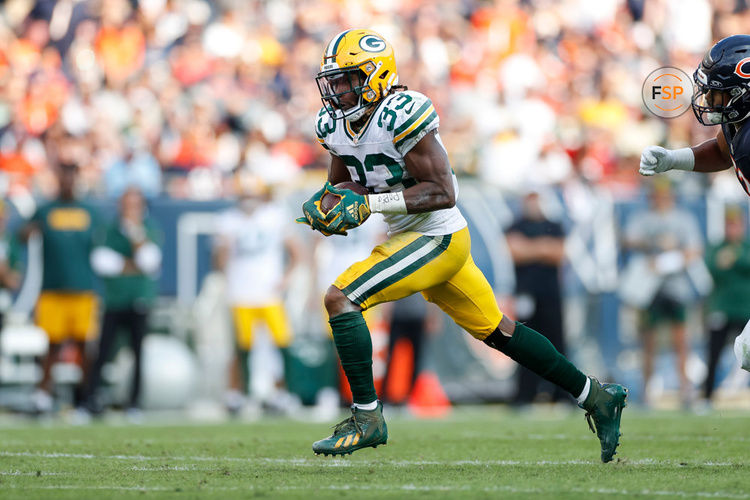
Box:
[314,107,339,155]
[387,91,440,156]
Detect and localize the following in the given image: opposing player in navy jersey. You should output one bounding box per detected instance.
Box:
[639,34,750,370]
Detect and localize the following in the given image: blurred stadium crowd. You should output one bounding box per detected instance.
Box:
[1,0,750,419]
[1,0,749,204]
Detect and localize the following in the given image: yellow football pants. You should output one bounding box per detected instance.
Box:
[232,303,293,350]
[35,291,98,344]
[333,227,503,340]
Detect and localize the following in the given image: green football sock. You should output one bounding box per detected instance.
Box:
[329,311,377,404]
[486,322,587,397]
[238,348,251,395]
[279,347,292,386]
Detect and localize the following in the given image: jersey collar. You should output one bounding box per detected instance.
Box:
[343,99,385,143]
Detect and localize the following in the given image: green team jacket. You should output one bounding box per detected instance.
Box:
[705,239,750,321]
[98,218,162,311]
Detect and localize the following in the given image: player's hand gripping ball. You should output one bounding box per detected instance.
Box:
[320,181,369,213]
[297,183,330,232]
[297,181,370,236]
[320,181,371,235]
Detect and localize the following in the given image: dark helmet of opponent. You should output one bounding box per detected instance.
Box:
[692,34,750,125]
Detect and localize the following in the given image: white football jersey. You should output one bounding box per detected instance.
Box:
[215,203,291,306]
[315,90,466,236]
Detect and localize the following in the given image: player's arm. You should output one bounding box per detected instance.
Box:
[400,130,455,212]
[17,222,38,243]
[328,154,352,185]
[640,129,732,176]
[0,253,21,290]
[213,236,230,271]
[212,216,232,271]
[692,129,733,172]
[18,209,42,243]
[368,130,455,214]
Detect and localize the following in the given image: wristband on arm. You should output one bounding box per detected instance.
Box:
[367,192,408,214]
[671,147,696,171]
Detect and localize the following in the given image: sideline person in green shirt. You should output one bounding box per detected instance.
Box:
[86,187,162,416]
[20,162,101,413]
[0,200,22,331]
[703,206,750,401]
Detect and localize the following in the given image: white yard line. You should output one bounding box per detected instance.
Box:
[130,465,203,471]
[0,470,65,476]
[2,485,175,492]
[458,432,750,443]
[0,451,741,467]
[1,483,749,498]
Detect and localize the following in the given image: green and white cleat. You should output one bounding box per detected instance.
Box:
[580,377,628,463]
[313,401,388,456]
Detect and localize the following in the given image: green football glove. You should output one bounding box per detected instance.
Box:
[296,183,347,236]
[321,183,371,234]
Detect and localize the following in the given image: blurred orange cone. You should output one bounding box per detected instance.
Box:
[407,371,451,418]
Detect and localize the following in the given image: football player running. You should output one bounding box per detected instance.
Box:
[639,34,750,371]
[299,29,627,462]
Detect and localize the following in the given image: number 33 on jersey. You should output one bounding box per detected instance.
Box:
[316,90,437,191]
[315,90,465,236]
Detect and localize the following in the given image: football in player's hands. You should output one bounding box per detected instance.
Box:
[320,182,369,214]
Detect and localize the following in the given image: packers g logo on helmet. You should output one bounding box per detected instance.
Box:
[359,35,386,53]
[316,29,399,122]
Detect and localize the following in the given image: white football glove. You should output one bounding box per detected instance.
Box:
[639,146,695,176]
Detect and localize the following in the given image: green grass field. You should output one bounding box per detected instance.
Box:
[0,407,748,499]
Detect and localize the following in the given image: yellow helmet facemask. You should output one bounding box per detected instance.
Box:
[316,29,399,122]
